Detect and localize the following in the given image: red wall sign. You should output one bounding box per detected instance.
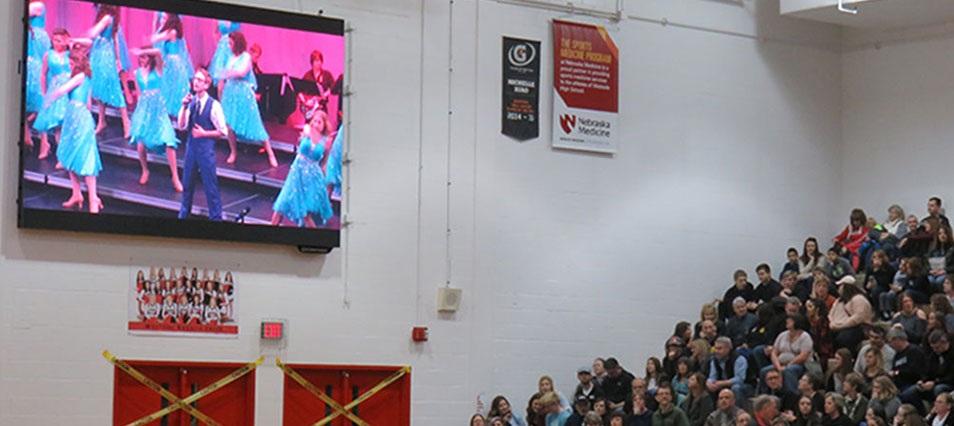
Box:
[551,20,620,153]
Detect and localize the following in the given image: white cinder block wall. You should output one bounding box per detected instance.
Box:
[841,24,954,223]
[0,0,846,424]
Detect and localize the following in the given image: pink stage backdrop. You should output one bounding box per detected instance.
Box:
[44,1,344,91]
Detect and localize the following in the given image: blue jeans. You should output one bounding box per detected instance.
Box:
[730,382,753,408]
[929,273,947,291]
[899,384,928,414]
[879,290,900,316]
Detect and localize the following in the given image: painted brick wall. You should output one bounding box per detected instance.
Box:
[0,1,843,425]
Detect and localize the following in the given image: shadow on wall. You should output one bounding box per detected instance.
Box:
[751,0,845,237]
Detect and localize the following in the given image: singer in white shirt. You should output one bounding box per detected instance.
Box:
[176,68,229,221]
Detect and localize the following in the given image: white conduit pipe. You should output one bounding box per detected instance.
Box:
[494,0,622,21]
[838,0,859,15]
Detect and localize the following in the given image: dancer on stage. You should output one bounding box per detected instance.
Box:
[47,50,103,214]
[270,108,334,227]
[152,11,178,39]
[86,5,130,137]
[177,68,227,221]
[25,0,51,149]
[218,31,278,167]
[94,4,133,108]
[152,14,194,116]
[128,47,182,191]
[209,20,241,95]
[33,28,71,159]
[326,124,343,199]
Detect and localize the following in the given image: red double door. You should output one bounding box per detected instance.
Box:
[112,361,255,426]
[282,364,411,426]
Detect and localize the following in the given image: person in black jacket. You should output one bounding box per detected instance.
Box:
[888,328,928,413]
[604,357,637,411]
[566,396,591,426]
[718,270,756,321]
[763,368,799,413]
[911,330,954,407]
[680,372,714,426]
[925,393,953,426]
[820,393,853,426]
[575,366,605,404]
[755,264,783,305]
[865,250,897,318]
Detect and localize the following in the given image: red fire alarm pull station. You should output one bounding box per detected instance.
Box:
[412,326,428,342]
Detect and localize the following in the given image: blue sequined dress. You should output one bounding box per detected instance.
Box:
[33,49,70,132]
[90,18,126,108]
[116,23,132,71]
[272,135,333,226]
[129,68,178,153]
[209,21,240,85]
[222,52,269,141]
[160,39,192,116]
[57,77,102,176]
[325,127,343,196]
[95,4,130,71]
[26,8,51,113]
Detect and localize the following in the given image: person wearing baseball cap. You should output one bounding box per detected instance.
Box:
[565,395,591,426]
[602,357,636,411]
[574,365,604,404]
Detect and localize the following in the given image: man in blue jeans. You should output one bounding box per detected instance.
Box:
[707,337,753,408]
[177,68,228,221]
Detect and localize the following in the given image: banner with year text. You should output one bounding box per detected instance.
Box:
[552,20,619,153]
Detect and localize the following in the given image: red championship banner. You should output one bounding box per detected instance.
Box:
[552,20,619,153]
[128,265,238,338]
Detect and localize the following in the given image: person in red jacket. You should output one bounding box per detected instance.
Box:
[833,209,871,271]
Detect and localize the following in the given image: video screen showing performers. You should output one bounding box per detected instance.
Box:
[20,0,345,232]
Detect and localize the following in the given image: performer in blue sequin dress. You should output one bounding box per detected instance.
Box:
[152,14,193,116]
[25,1,50,147]
[86,5,130,137]
[209,20,241,93]
[33,28,71,159]
[271,109,334,227]
[128,48,182,192]
[95,4,132,108]
[47,51,103,214]
[220,31,277,167]
[326,124,343,199]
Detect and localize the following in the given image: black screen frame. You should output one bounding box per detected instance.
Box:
[17,0,344,250]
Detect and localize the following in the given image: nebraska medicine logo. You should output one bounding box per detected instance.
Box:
[560,114,576,134]
[508,42,536,67]
[559,114,611,137]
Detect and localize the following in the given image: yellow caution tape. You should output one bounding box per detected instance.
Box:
[277,360,370,426]
[103,350,223,426]
[114,352,263,426]
[276,359,409,426]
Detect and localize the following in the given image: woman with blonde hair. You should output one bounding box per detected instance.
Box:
[538,376,570,410]
[687,339,710,376]
[869,376,901,420]
[694,302,725,339]
[862,348,887,388]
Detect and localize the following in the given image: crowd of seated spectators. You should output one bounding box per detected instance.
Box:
[469,197,954,426]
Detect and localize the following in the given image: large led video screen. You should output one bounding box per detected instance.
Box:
[18,0,345,249]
